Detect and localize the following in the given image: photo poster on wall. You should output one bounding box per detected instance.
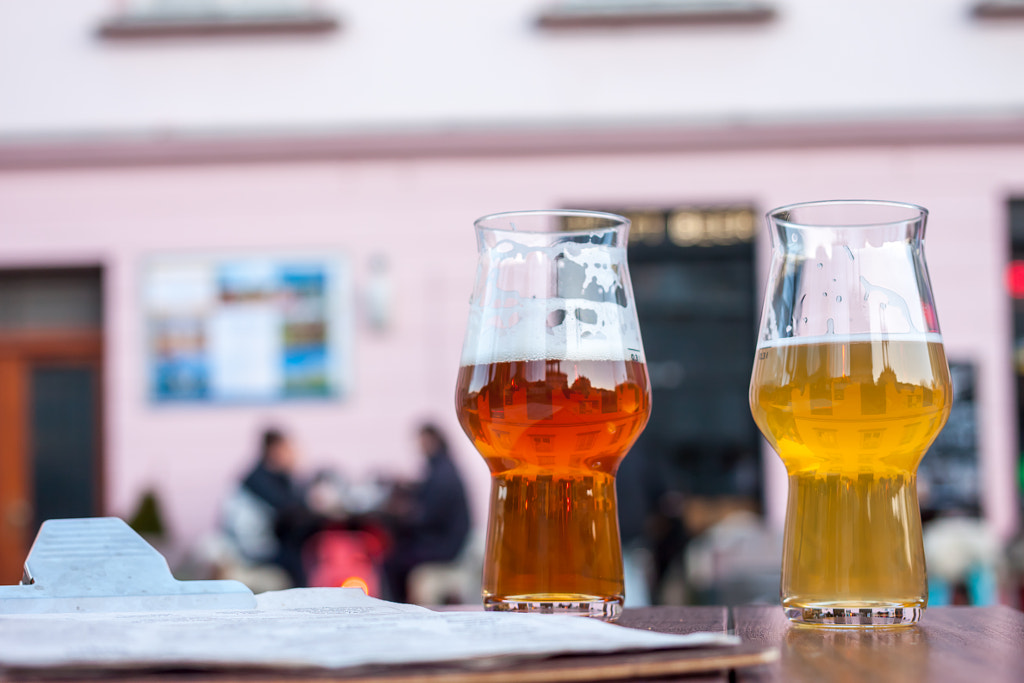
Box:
[143,252,352,403]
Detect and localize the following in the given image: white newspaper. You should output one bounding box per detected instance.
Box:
[0,588,738,674]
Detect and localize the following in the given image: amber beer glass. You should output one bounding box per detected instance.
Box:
[750,200,952,627]
[455,210,651,620]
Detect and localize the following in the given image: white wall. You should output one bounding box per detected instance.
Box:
[1,1,1023,137]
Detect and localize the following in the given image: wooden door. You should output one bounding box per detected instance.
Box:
[0,355,29,583]
[0,331,103,584]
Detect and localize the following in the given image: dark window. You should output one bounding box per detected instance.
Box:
[604,207,762,545]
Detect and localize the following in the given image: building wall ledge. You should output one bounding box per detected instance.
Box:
[2,117,1024,170]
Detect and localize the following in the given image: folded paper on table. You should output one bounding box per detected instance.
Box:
[0,587,741,674]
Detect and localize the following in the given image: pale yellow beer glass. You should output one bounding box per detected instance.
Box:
[749,200,951,627]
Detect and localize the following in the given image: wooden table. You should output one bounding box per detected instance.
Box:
[618,604,1024,682]
[3,606,1021,682]
[257,605,1024,682]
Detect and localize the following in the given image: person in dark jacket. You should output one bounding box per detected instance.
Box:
[381,423,471,603]
[240,427,324,587]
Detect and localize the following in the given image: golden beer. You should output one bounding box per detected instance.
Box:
[455,358,650,615]
[750,335,951,619]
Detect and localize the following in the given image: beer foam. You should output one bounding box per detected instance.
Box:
[460,297,645,366]
[461,238,646,365]
[756,332,944,350]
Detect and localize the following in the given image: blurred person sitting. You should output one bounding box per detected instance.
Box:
[923,513,1001,606]
[224,427,326,587]
[685,509,782,606]
[381,423,471,603]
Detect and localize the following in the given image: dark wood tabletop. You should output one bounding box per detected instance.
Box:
[2,605,1021,682]
[619,604,1024,683]
[269,604,1024,682]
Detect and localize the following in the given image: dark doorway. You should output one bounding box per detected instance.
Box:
[605,206,762,602]
[620,208,761,501]
[31,365,100,529]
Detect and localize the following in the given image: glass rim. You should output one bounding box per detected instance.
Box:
[768,199,928,229]
[473,209,630,235]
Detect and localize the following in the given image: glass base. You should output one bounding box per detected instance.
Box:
[785,603,923,628]
[484,595,623,621]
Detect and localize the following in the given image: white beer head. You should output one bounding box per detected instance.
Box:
[462,210,645,366]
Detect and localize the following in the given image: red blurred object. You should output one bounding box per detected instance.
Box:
[1007,261,1024,298]
[305,528,388,596]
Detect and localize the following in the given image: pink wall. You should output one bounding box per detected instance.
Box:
[1,141,1022,560]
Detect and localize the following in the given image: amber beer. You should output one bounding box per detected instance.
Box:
[750,335,951,618]
[456,357,650,615]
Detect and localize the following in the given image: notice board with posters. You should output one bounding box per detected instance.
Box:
[143,252,351,403]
